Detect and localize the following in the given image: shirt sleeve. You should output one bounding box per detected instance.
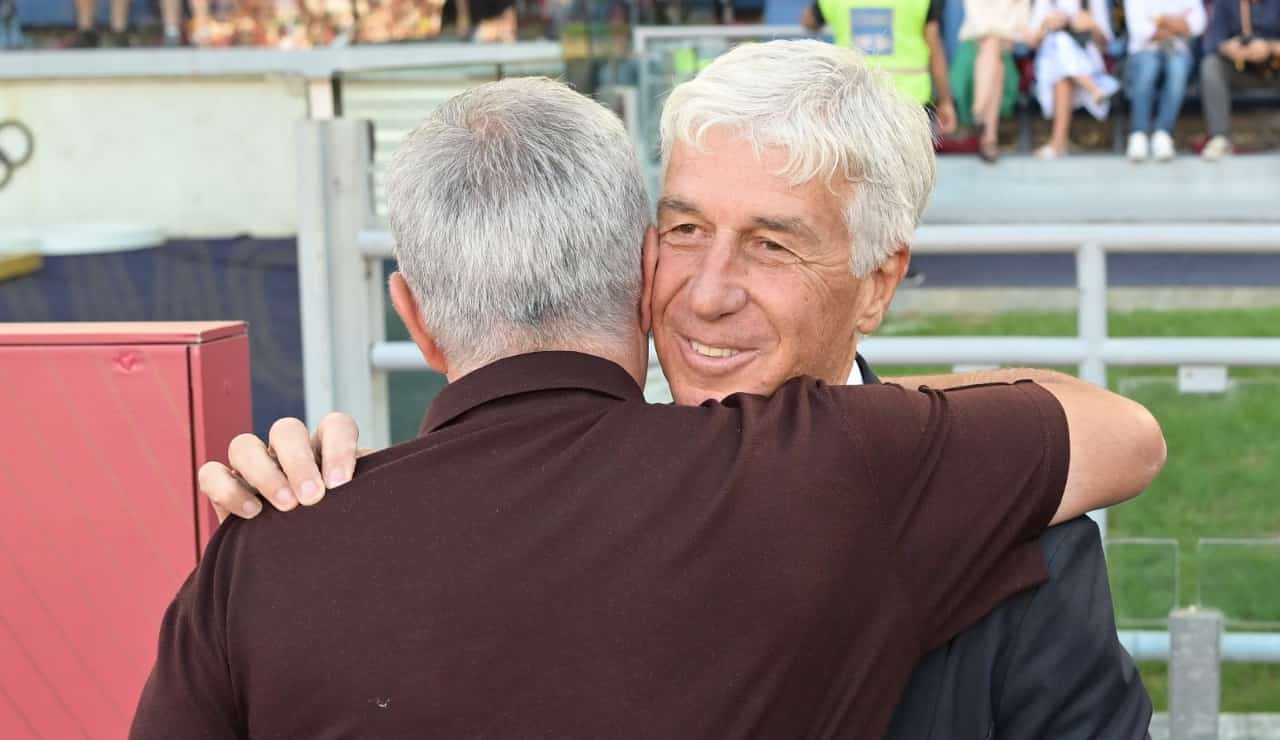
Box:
[831,381,1069,652]
[926,0,944,26]
[129,529,242,740]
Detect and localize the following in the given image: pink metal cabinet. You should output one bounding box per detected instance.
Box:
[0,322,252,739]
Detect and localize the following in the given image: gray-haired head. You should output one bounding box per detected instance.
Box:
[386,76,651,374]
[660,39,936,276]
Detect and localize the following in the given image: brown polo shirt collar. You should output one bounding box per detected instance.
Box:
[422,351,645,434]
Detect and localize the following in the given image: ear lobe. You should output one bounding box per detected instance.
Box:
[854,248,910,335]
[640,226,659,335]
[389,272,450,376]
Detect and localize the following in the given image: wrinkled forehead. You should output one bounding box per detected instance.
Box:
[659,134,851,232]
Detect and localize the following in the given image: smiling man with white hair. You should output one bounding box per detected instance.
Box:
[189,41,1154,739]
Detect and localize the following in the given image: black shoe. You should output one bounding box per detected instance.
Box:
[71,29,99,48]
[101,29,131,48]
[979,140,999,164]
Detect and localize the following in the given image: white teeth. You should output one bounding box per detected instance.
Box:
[691,340,739,358]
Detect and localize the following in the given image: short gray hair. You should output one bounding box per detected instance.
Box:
[660,40,936,276]
[387,76,651,372]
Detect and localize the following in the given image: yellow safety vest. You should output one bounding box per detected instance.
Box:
[817,0,933,105]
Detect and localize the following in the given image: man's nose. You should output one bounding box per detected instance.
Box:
[687,240,748,321]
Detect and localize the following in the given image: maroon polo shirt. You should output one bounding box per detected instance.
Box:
[131,351,1068,739]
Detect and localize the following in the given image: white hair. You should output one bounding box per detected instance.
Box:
[660,39,936,276]
[386,76,651,373]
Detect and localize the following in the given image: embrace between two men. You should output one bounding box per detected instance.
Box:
[132,40,1164,739]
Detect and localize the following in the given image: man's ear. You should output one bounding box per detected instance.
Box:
[389,272,449,376]
[640,226,659,335]
[854,247,911,335]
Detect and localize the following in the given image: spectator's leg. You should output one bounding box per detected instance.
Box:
[161,0,182,43]
[1050,79,1073,152]
[1071,74,1103,102]
[1199,53,1233,140]
[75,0,95,30]
[1155,49,1193,135]
[109,0,128,33]
[1125,51,1159,135]
[189,0,211,44]
[974,36,1005,148]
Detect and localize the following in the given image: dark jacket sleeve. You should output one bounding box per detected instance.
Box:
[994,516,1152,740]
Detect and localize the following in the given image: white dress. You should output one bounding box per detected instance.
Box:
[1028,0,1120,120]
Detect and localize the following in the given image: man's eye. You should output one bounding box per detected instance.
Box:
[752,239,800,264]
[673,224,698,235]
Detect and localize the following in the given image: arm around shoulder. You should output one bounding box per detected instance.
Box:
[880,368,1166,523]
[1032,371,1166,524]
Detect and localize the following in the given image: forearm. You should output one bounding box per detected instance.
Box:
[925,23,953,105]
[886,367,1076,390]
[1086,19,1109,47]
[1160,17,1191,36]
[1027,21,1054,48]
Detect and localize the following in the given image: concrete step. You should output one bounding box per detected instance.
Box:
[925,154,1280,225]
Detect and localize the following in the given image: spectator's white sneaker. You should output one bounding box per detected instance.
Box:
[1152,131,1176,162]
[1127,132,1150,162]
[1034,144,1065,160]
[1202,135,1232,161]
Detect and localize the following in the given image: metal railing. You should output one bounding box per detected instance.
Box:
[297,120,1280,668]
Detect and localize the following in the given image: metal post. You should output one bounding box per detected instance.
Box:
[1076,241,1108,539]
[1169,608,1222,740]
[307,78,337,121]
[295,119,390,450]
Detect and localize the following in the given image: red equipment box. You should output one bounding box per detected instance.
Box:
[0,322,252,739]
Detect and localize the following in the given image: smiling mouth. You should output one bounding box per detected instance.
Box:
[690,340,741,358]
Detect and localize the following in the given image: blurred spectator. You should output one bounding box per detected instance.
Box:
[802,0,959,136]
[161,0,183,45]
[1199,0,1280,160]
[1,0,24,49]
[469,0,517,41]
[1122,0,1205,161]
[72,0,184,47]
[1026,0,1119,158]
[955,0,1030,161]
[190,0,212,43]
[74,0,129,46]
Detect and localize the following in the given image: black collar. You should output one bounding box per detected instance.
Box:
[422,351,644,434]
